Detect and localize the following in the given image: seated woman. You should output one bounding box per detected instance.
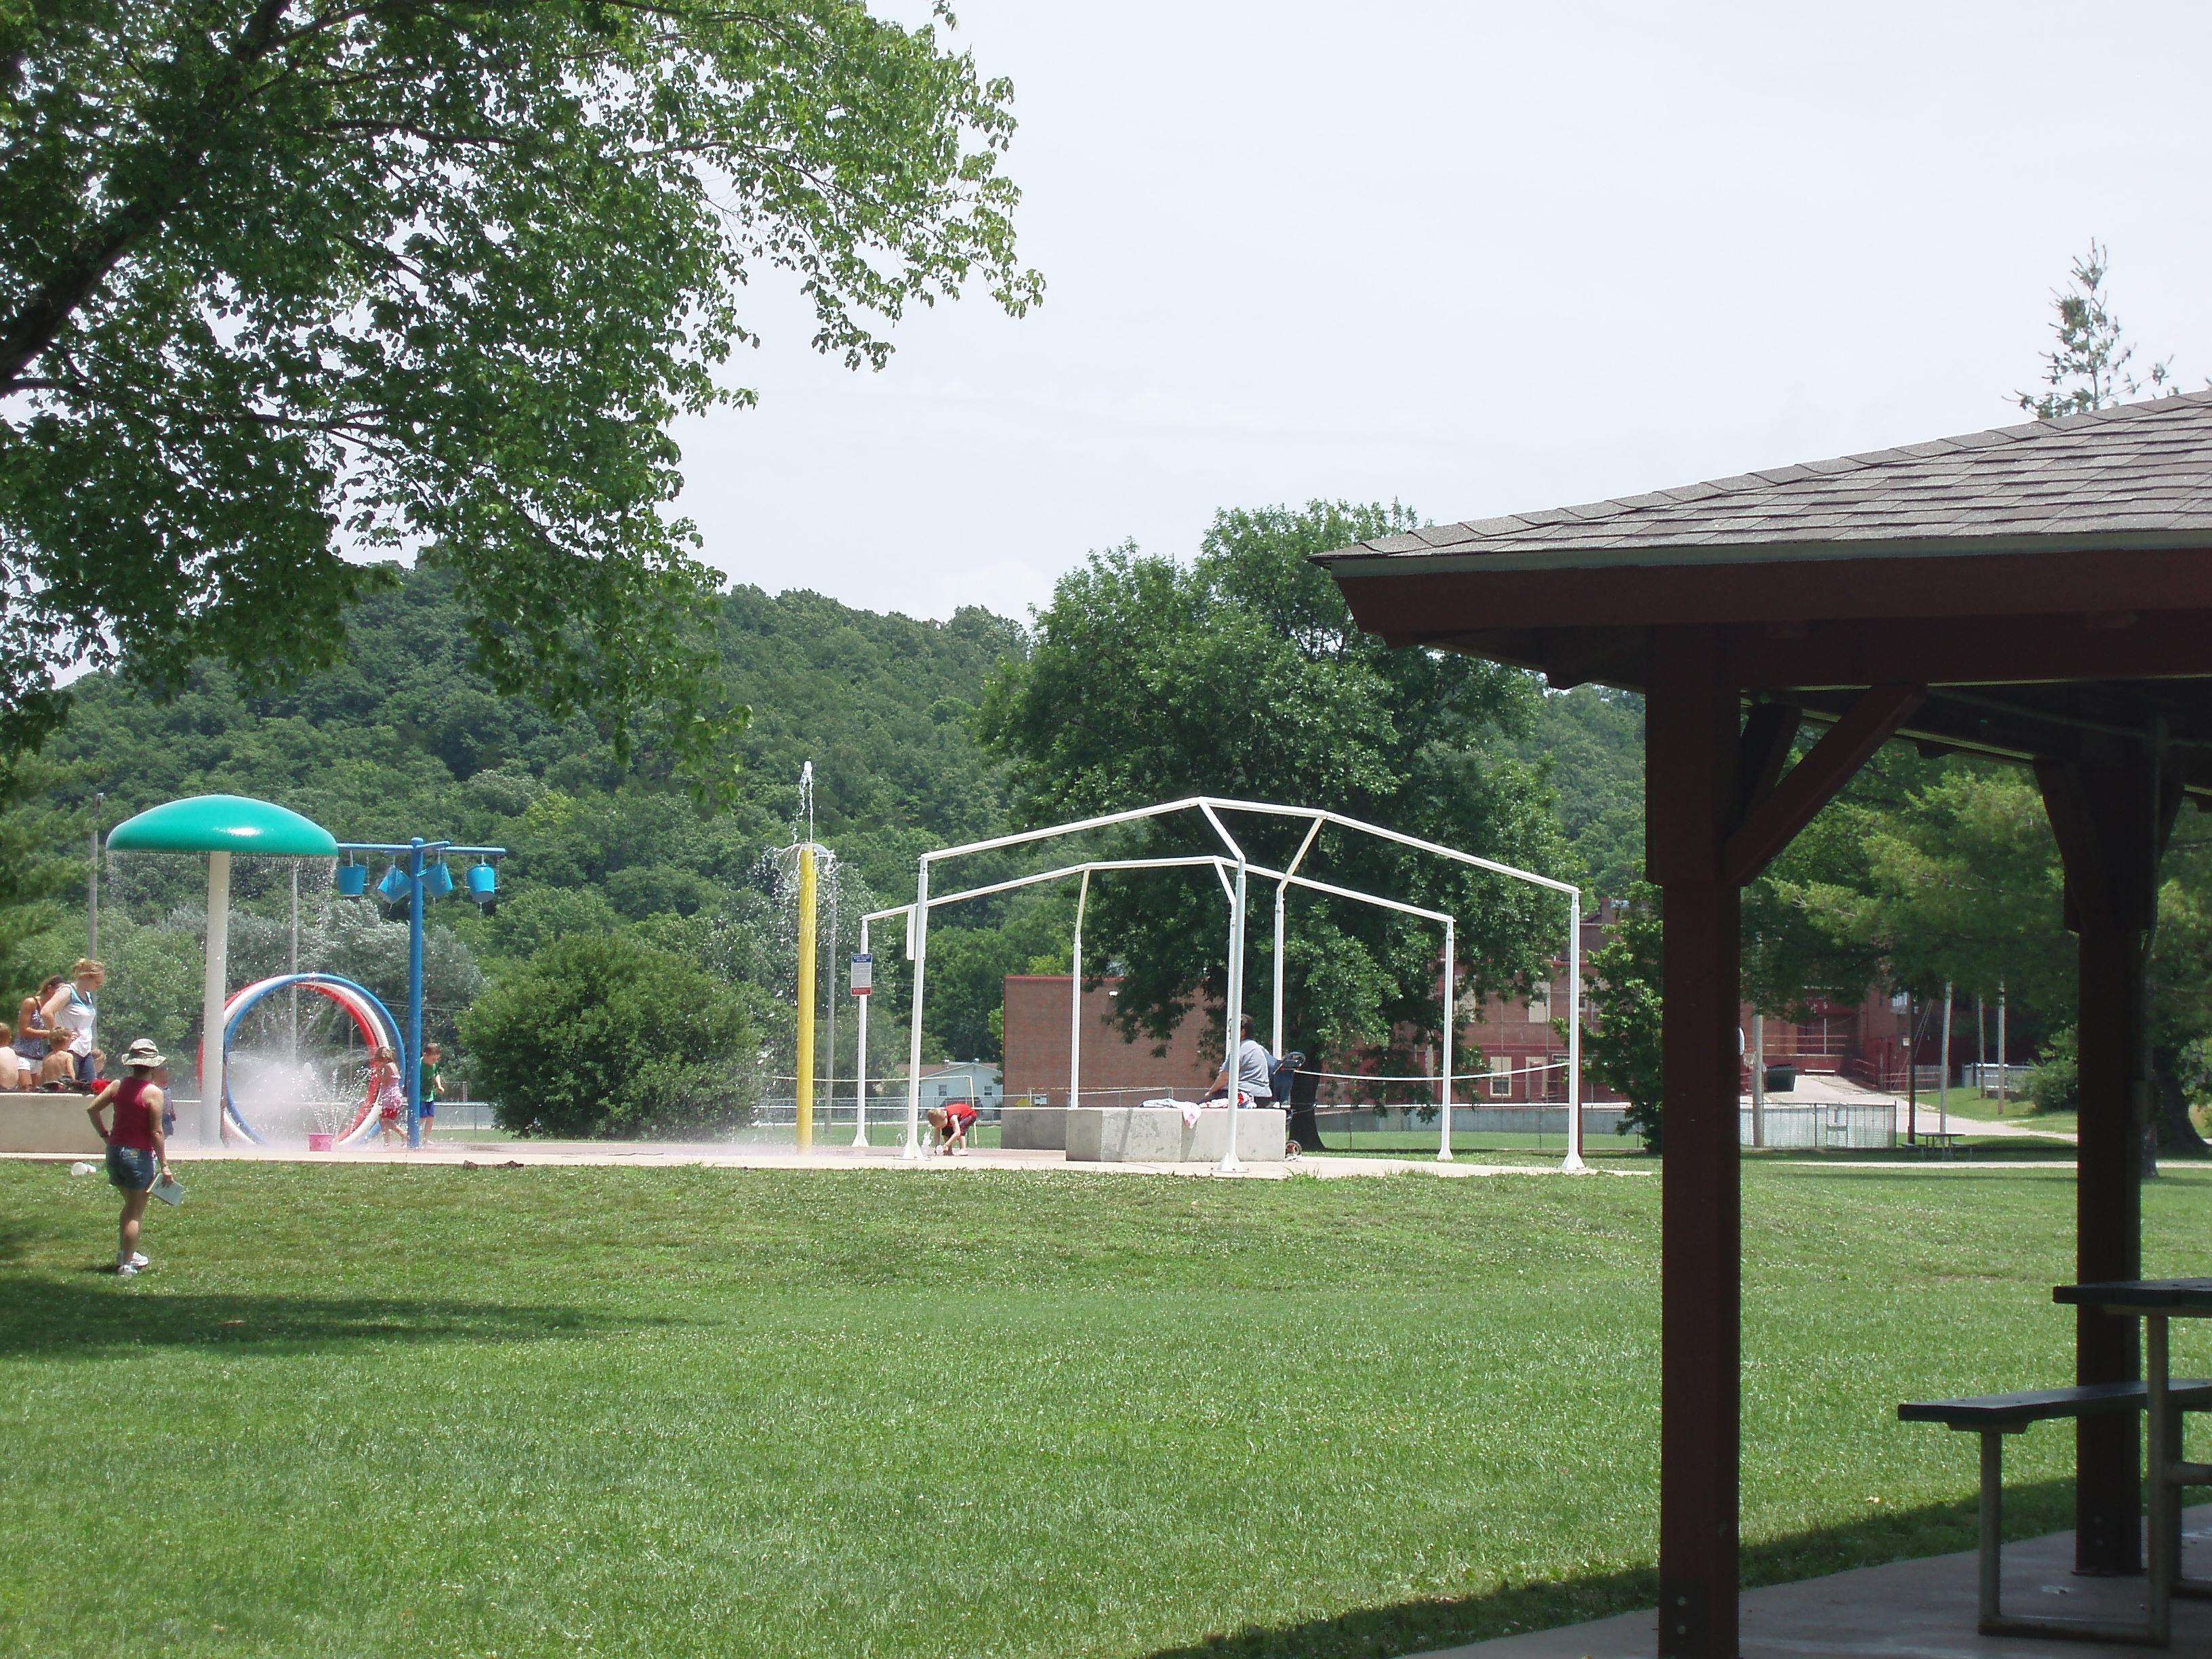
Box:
[0,1023,22,1090]
[925,1099,979,1155]
[17,976,74,1088]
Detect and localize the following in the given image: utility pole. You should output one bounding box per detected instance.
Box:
[87,792,102,954]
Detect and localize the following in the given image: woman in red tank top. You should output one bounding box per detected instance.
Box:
[87,1038,170,1277]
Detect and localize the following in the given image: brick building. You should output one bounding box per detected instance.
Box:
[1000,974,1219,1105]
[1000,903,1931,1106]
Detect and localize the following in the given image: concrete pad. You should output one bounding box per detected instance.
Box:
[1411,1507,2212,1658]
[1000,1105,1067,1150]
[0,1090,104,1155]
[1065,1105,1286,1163]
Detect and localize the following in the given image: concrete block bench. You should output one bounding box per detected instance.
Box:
[1000,1105,1068,1151]
[1065,1105,1286,1164]
[0,1090,106,1155]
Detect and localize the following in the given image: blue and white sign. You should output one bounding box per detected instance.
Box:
[850,952,873,996]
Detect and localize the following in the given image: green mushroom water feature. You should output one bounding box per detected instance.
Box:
[103,794,340,1146]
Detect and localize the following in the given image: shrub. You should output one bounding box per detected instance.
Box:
[462,933,762,1138]
[2026,1025,2078,1115]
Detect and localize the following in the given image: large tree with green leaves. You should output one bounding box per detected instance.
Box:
[978,502,1574,1069]
[0,1,1037,757]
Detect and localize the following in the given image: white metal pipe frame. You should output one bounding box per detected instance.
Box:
[856,798,1586,1172]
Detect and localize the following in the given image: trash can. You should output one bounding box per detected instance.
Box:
[1762,1063,1796,1094]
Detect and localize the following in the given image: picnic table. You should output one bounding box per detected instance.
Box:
[2053,1278,2212,1645]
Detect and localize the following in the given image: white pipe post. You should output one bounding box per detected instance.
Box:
[1939,980,1953,1138]
[200,851,231,1147]
[851,918,870,1148]
[1220,856,1248,1173]
[1069,869,1089,1111]
[1273,819,1322,1060]
[1750,1011,1766,1149]
[1997,983,2008,1111]
[1271,882,1288,1061]
[903,869,930,1160]
[1438,918,1455,1162]
[1562,889,1586,1172]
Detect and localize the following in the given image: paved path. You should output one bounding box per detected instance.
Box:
[10,1141,1642,1181]
[1746,1071,2076,1143]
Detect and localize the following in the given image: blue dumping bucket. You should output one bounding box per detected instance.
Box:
[335,862,368,897]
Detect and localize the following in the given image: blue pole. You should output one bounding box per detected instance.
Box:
[407,837,425,1149]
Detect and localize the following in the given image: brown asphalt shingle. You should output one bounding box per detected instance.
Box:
[1316,392,2212,565]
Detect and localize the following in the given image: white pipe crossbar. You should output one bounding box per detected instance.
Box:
[890,798,1584,1170]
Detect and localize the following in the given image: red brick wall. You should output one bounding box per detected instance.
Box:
[1002,975,1220,1105]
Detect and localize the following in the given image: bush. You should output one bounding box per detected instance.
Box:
[462,933,762,1138]
[2026,1025,2078,1115]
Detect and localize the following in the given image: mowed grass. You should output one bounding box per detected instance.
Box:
[3,1162,2211,1659]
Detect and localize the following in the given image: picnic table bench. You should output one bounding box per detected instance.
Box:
[1901,1378,2212,1641]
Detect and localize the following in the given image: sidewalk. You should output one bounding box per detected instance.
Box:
[1412,1507,2212,1657]
[7,1140,1642,1181]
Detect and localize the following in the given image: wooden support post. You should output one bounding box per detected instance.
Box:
[1649,627,1743,1658]
[2038,750,2180,1575]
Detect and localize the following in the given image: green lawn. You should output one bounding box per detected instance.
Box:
[4,1160,2211,1659]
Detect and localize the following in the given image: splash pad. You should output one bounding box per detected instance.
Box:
[219,972,403,1147]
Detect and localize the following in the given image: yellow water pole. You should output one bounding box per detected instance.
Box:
[796,842,818,1151]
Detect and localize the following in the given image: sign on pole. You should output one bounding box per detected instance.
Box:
[850,952,873,996]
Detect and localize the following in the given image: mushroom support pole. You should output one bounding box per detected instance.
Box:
[199,851,231,1147]
[851,918,871,1148]
[1564,889,1586,1172]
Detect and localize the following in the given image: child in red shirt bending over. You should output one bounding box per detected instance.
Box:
[926,1099,979,1156]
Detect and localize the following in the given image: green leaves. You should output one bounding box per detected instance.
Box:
[979,501,1573,1065]
[461,930,762,1136]
[0,1,1039,762]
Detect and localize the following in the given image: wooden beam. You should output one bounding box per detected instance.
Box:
[1721,685,1925,886]
[1736,701,1801,825]
[1334,548,2212,640]
[1649,626,1742,1658]
[1724,612,2212,693]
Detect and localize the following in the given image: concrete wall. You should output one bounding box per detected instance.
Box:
[0,1092,106,1155]
[1000,1105,1067,1150]
[1065,1105,1286,1164]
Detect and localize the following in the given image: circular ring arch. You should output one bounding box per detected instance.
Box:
[220,972,403,1146]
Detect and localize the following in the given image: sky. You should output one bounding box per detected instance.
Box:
[670,1,2212,623]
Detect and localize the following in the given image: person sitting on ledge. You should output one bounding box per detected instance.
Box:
[926,1098,978,1155]
[1206,1012,1274,1109]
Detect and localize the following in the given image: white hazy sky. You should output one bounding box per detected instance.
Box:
[671,1,2212,622]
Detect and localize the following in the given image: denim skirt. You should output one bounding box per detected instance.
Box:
[104,1143,155,1191]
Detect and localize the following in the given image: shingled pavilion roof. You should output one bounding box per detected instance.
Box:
[1319,390,2212,570]
[1316,390,2212,1657]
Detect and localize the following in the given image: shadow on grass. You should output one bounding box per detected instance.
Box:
[0,1272,648,1359]
[1141,1479,2073,1659]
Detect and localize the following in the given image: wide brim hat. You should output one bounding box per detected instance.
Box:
[123,1038,165,1068]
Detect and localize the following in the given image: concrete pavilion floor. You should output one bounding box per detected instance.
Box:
[5,1139,1645,1181]
[1411,1507,2212,1658]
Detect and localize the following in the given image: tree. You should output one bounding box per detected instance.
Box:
[2018,240,2174,420]
[978,501,1574,1066]
[0,2,1038,756]
[462,932,761,1136]
[1583,883,1662,1151]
